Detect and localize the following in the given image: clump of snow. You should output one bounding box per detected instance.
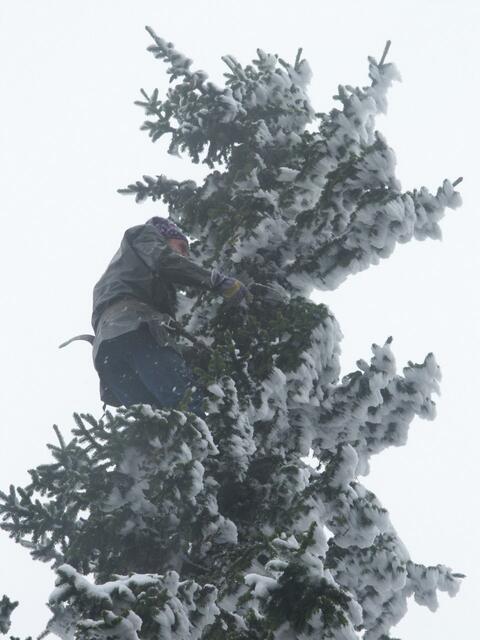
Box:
[49,565,220,640]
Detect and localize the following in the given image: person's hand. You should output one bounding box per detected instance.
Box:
[220,277,249,305]
[211,270,250,306]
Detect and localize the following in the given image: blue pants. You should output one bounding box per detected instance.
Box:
[96,325,204,415]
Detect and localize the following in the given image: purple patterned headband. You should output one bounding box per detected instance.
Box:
[146,216,188,243]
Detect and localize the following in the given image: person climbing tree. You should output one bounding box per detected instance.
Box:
[91,216,248,412]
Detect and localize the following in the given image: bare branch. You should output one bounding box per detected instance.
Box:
[379,40,392,66]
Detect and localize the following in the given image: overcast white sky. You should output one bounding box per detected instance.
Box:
[1,1,478,638]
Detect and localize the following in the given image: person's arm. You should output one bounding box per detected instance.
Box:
[128,224,249,304]
[128,224,213,289]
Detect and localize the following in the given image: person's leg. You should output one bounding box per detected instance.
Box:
[127,327,205,415]
[96,336,160,407]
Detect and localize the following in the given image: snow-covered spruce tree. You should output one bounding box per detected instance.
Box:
[0,31,463,639]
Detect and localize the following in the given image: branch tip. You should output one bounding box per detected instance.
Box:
[379,40,392,66]
[52,424,64,448]
[295,48,303,70]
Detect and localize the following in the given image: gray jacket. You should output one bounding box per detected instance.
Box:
[92,223,213,391]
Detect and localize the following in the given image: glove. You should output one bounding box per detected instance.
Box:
[211,270,250,306]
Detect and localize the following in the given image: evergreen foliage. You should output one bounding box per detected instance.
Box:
[0,596,18,635]
[0,29,462,639]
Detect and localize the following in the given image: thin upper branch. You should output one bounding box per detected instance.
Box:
[379,40,392,66]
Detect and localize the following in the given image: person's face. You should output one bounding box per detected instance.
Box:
[167,237,189,257]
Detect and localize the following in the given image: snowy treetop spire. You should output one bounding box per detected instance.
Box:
[121,30,461,297]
